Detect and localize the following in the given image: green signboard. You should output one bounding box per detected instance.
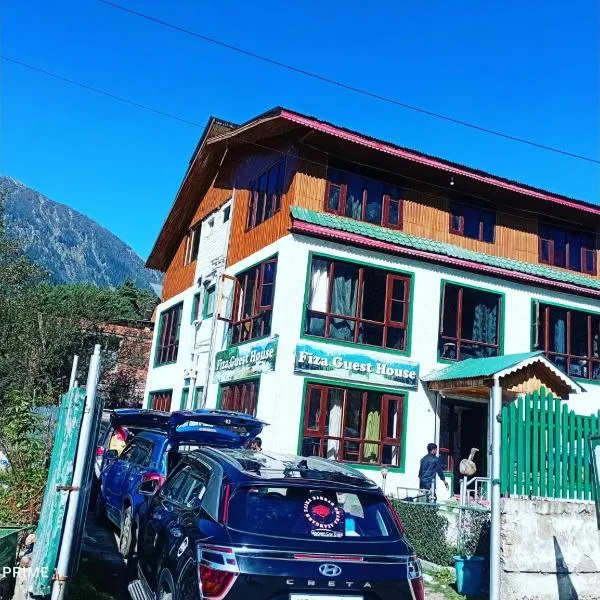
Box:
[214,335,278,383]
[294,341,419,390]
[590,435,600,530]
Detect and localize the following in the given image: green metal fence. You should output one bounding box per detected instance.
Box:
[501,388,600,501]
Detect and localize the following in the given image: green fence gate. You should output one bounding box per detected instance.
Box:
[501,387,600,501]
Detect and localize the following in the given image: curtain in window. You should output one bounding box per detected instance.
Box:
[363,410,381,462]
[330,265,358,341]
[307,259,329,336]
[553,315,566,354]
[326,389,343,460]
[472,299,498,345]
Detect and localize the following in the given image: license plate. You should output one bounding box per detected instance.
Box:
[290,596,363,600]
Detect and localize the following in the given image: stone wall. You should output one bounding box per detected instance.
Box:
[501,497,600,599]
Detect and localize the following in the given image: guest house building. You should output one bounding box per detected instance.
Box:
[143,108,600,496]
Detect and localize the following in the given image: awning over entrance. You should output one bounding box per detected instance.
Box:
[422,351,584,400]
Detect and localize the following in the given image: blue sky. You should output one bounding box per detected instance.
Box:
[2,1,598,259]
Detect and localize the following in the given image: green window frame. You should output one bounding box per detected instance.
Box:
[191,292,201,323]
[438,280,504,362]
[300,252,414,356]
[181,386,203,409]
[217,379,260,416]
[203,285,216,318]
[148,389,173,411]
[155,303,183,366]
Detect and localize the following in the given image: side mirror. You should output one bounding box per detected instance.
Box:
[138,479,160,496]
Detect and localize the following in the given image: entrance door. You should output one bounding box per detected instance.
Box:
[439,398,488,494]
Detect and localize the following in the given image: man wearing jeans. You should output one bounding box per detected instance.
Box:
[419,443,449,499]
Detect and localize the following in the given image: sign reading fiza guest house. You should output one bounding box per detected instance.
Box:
[294,342,419,390]
[213,335,278,383]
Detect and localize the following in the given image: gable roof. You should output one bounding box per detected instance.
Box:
[290,206,600,298]
[421,351,583,393]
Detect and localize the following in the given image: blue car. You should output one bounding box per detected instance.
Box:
[98,409,265,559]
[129,449,424,600]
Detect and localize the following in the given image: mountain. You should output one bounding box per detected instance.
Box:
[0,176,163,292]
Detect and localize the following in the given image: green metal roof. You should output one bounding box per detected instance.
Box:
[421,352,544,382]
[290,207,600,292]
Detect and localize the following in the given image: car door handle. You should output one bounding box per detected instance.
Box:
[168,526,183,538]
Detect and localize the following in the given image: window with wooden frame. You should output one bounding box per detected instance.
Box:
[439,283,502,361]
[538,224,596,275]
[534,302,600,381]
[155,303,183,365]
[220,379,260,416]
[246,160,286,230]
[301,383,404,467]
[149,390,173,411]
[449,202,495,243]
[230,258,278,344]
[203,285,216,318]
[184,222,202,265]
[324,167,404,230]
[305,256,411,351]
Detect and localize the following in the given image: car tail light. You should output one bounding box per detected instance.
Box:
[197,545,239,600]
[221,484,231,524]
[141,472,165,487]
[408,556,424,600]
[385,496,406,533]
[96,446,105,457]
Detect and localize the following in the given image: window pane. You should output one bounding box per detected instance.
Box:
[385,398,400,439]
[329,317,356,341]
[361,268,386,322]
[461,288,498,345]
[553,228,567,268]
[255,174,268,226]
[441,285,459,338]
[363,393,382,463]
[385,326,405,350]
[584,249,595,273]
[481,211,495,242]
[391,300,405,323]
[365,179,384,224]
[568,232,582,271]
[388,198,400,226]
[360,323,384,346]
[450,204,462,232]
[548,307,567,354]
[306,388,322,431]
[463,206,481,239]
[242,271,257,318]
[345,175,364,220]
[592,317,600,358]
[327,183,341,212]
[344,390,362,438]
[570,311,588,357]
[330,262,359,316]
[540,239,551,263]
[325,388,344,460]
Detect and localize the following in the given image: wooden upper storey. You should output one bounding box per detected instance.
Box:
[148,109,600,300]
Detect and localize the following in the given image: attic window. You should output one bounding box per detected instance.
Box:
[184,223,201,265]
[246,160,286,230]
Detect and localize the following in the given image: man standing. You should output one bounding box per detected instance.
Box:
[419,443,449,498]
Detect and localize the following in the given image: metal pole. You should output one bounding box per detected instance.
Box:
[490,377,503,600]
[68,355,79,390]
[51,344,102,600]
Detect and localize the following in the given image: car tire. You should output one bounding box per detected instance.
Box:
[119,505,135,559]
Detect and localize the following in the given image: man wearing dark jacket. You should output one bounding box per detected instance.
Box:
[419,443,449,497]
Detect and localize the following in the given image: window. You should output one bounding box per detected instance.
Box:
[539,224,596,275]
[227,486,400,539]
[223,205,231,223]
[231,258,277,344]
[247,160,286,230]
[534,302,600,381]
[191,292,201,322]
[325,167,403,230]
[220,380,260,416]
[450,202,495,242]
[439,283,502,361]
[301,384,405,466]
[120,438,153,466]
[304,256,410,351]
[149,390,173,411]
[181,386,203,409]
[155,303,183,365]
[203,285,216,318]
[184,223,201,264]
[160,465,207,507]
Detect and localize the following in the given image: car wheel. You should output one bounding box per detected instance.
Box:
[158,570,174,600]
[120,505,136,558]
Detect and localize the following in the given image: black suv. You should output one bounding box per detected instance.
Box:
[129,448,424,600]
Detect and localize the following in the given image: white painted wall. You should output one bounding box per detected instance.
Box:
[144,199,232,409]
[147,228,600,497]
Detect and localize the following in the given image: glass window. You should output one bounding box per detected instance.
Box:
[304,256,411,351]
[191,292,201,322]
[539,224,596,274]
[231,258,278,344]
[301,384,404,467]
[223,205,231,223]
[227,486,400,540]
[247,160,286,230]
[450,202,495,243]
[156,303,183,365]
[203,286,216,318]
[535,303,600,381]
[220,380,260,416]
[324,166,403,231]
[439,283,501,361]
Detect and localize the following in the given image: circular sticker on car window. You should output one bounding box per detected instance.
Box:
[303,495,344,535]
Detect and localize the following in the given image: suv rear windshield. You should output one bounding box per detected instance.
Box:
[227,486,399,540]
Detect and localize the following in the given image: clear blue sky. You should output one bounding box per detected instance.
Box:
[2,0,598,259]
